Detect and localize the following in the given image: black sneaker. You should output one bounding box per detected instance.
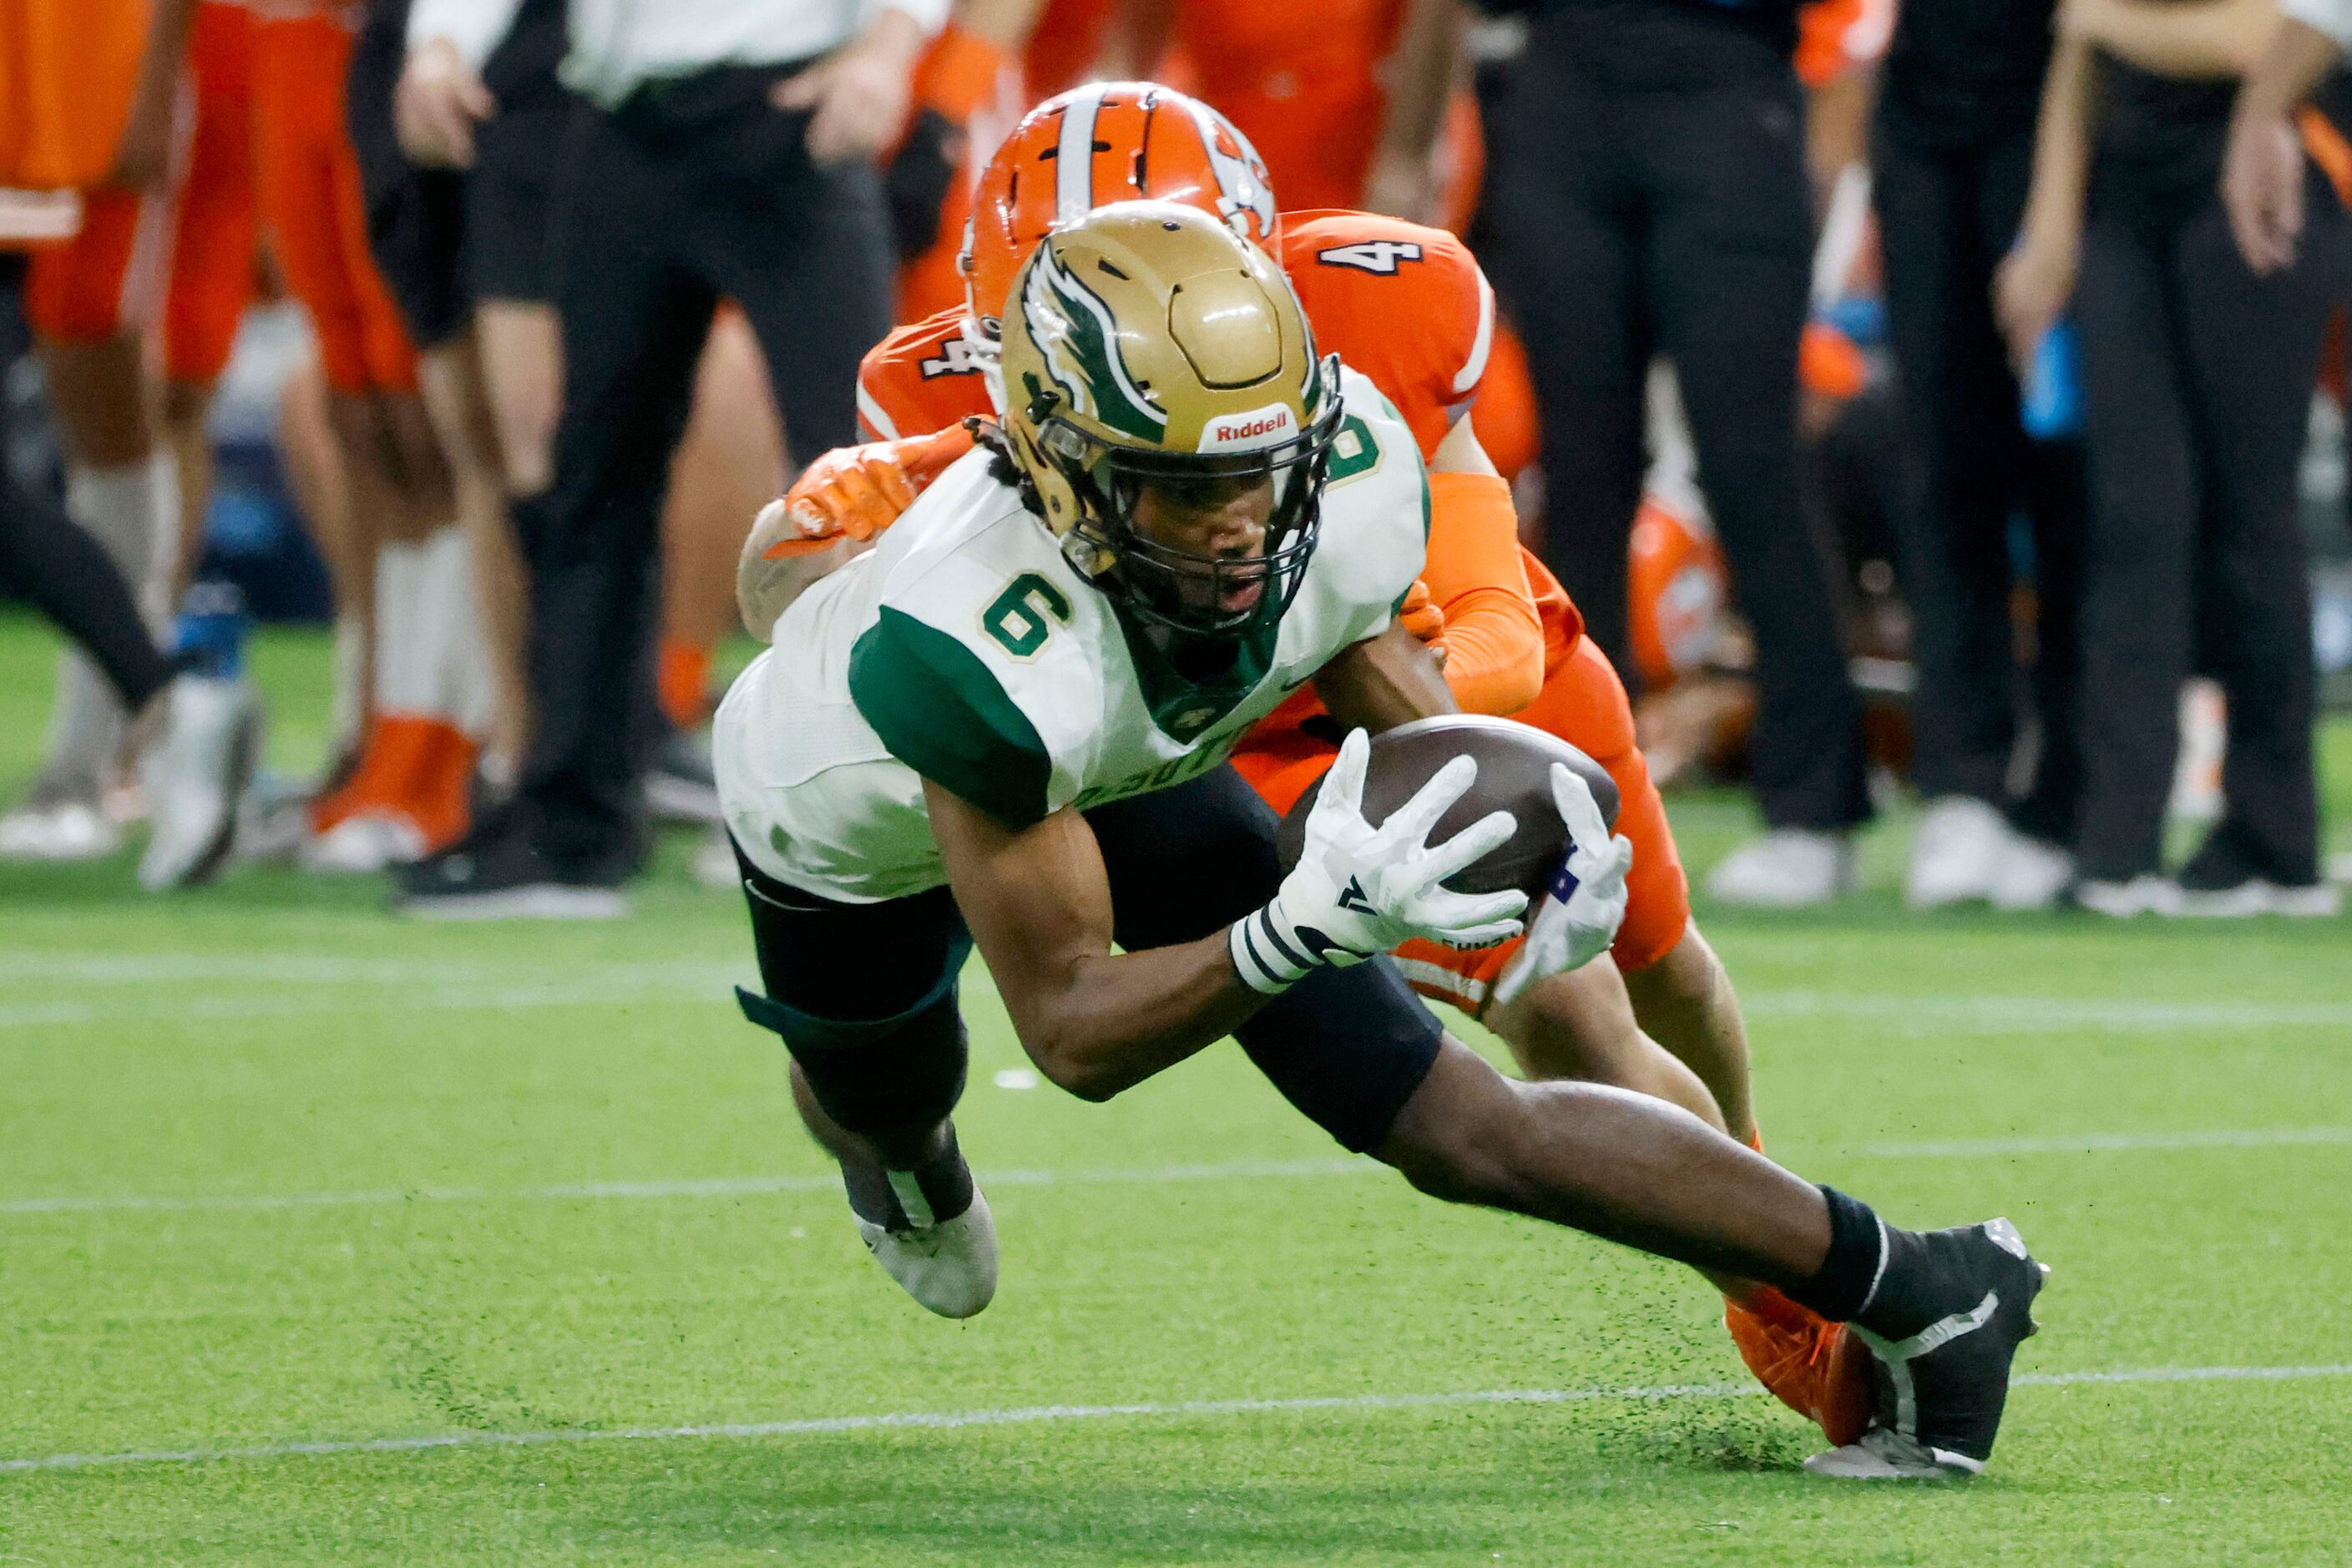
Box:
[1805,1218,2049,1479]
[394,822,628,920]
[2172,823,2340,918]
[645,731,721,827]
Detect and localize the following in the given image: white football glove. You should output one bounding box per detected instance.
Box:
[1490,761,1635,1008]
[1231,729,1530,994]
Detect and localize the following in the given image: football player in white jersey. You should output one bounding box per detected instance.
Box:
[714,204,2046,1480]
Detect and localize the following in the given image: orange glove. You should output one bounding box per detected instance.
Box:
[766,423,976,554]
[1397,579,1446,648]
[738,424,976,639]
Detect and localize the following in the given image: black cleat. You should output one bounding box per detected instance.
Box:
[394,820,629,920]
[1806,1218,2048,1479]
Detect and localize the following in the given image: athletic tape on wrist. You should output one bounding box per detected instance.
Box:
[1229,906,1312,994]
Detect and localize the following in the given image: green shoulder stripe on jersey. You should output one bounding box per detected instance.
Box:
[850,607,1053,826]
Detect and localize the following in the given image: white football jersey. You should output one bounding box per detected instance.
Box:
[716,365,1428,903]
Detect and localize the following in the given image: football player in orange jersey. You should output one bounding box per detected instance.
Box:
[249,1,488,869]
[2,0,201,860]
[738,83,1871,1449]
[159,0,261,599]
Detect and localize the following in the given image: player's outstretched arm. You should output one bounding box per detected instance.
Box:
[925,784,1269,1101]
[1419,417,1546,716]
[925,737,1525,1100]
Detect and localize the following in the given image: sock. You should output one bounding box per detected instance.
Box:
[657,637,712,732]
[419,527,498,741]
[372,539,432,720]
[1781,1186,1889,1326]
[839,1126,976,1232]
[37,455,178,797]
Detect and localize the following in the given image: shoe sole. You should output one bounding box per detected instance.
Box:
[2169,883,2343,919]
[398,884,630,921]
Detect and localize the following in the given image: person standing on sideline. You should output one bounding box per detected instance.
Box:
[1873,0,2092,911]
[1475,0,1875,908]
[1999,0,2344,918]
[392,0,943,917]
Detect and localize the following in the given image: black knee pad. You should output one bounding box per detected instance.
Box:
[736,960,970,1139]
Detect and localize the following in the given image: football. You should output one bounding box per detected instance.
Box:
[1274,716,1621,899]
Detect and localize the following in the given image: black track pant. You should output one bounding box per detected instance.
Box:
[514,64,893,873]
[0,263,174,711]
[1873,121,2087,844]
[2072,184,2343,883]
[1481,5,1869,831]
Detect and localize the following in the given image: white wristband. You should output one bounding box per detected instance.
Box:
[1228,906,1313,994]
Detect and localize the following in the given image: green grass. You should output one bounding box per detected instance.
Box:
[0,610,2347,1565]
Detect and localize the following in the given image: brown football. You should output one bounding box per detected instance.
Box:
[1274,716,1621,898]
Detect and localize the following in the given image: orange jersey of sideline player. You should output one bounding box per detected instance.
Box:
[1171,0,1403,214]
[856,210,1689,991]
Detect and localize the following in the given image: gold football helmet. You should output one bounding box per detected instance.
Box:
[995,200,1342,639]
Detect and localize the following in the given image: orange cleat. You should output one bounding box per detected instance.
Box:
[1725,1286,1875,1448]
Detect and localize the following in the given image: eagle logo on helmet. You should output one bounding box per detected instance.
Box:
[1020,245,1169,444]
[1176,97,1278,249]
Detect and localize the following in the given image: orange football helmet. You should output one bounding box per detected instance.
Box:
[958,83,1280,346]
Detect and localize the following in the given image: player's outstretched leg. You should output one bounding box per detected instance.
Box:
[786,1061,997,1321]
[1374,1039,2047,1478]
[729,851,996,1318]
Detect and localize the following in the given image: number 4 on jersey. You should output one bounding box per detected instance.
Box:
[1315,240,1424,276]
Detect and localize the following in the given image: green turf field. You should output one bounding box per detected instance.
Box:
[0,611,2347,1565]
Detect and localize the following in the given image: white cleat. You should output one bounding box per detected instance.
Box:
[1904,797,2010,909]
[0,797,122,862]
[137,675,261,891]
[1703,829,1856,908]
[1988,832,2076,912]
[301,812,427,875]
[1804,1427,1972,1481]
[856,1186,999,1319]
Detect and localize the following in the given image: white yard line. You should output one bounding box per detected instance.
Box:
[6,1125,2344,1218]
[0,1158,1373,1216]
[2,953,2348,1036]
[3,1363,2344,1477]
[1859,1127,2352,1158]
[1742,989,2352,1034]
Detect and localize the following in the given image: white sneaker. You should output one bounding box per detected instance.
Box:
[1904,797,2010,909]
[1988,833,2076,912]
[1704,829,1856,908]
[137,675,261,891]
[2073,876,2180,918]
[0,797,122,862]
[857,1186,999,1319]
[301,813,427,875]
[2168,880,2344,919]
